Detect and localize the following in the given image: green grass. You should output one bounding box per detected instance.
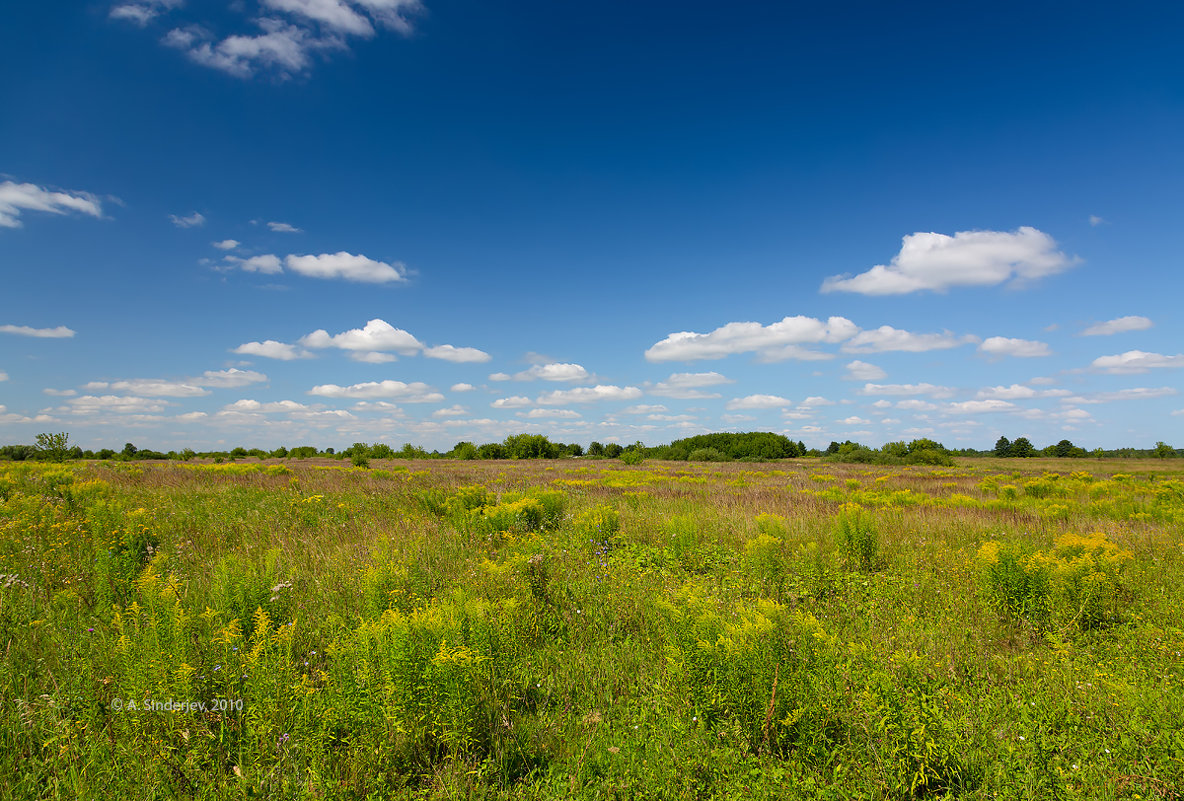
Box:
[0,456,1182,799]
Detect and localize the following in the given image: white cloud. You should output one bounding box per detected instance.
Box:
[491,396,533,409]
[0,371,7,382]
[349,351,397,363]
[843,360,886,381]
[518,408,582,419]
[268,221,302,232]
[1080,316,1153,337]
[842,326,977,354]
[285,252,406,283]
[1063,387,1177,404]
[512,362,590,382]
[450,383,475,392]
[232,339,312,360]
[536,385,642,405]
[1091,350,1184,374]
[722,413,756,424]
[838,416,869,425]
[308,380,442,402]
[821,227,1074,295]
[979,336,1052,358]
[424,345,493,364]
[799,396,835,407]
[645,316,856,362]
[301,319,422,354]
[895,400,938,411]
[1172,409,1184,417]
[432,405,468,417]
[648,371,733,398]
[860,382,954,398]
[489,372,512,381]
[169,211,205,228]
[42,388,76,397]
[161,2,421,79]
[945,400,1018,414]
[226,253,283,274]
[725,394,792,410]
[194,368,267,388]
[61,395,170,415]
[212,239,240,250]
[976,384,1037,400]
[1089,215,1105,227]
[622,404,668,414]
[0,181,103,229]
[0,324,75,338]
[109,0,181,26]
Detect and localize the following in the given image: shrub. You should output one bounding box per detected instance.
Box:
[620,449,644,465]
[832,504,881,571]
[976,532,1133,631]
[688,447,729,462]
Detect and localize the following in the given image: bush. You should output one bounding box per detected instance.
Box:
[620,449,644,465]
[976,532,1133,631]
[688,447,729,462]
[833,504,881,571]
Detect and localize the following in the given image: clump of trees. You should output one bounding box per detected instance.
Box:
[823,438,955,466]
[652,432,807,461]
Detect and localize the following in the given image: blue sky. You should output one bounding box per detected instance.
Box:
[2,0,1183,452]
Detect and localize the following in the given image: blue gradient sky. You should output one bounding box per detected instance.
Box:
[2,0,1182,451]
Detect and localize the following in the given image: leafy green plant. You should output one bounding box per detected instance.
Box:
[832,504,881,571]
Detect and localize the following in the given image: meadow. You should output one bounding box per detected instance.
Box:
[1,456,1181,799]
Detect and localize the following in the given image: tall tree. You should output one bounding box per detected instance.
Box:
[993,436,1012,457]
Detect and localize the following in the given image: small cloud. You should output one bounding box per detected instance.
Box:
[225,254,283,274]
[231,340,312,361]
[491,396,533,409]
[169,211,205,228]
[979,336,1052,358]
[725,394,791,410]
[843,360,886,381]
[0,370,7,382]
[1090,350,1184,374]
[286,252,406,284]
[424,345,492,363]
[859,382,954,398]
[268,221,302,233]
[622,404,668,414]
[518,408,582,419]
[842,326,977,354]
[945,400,1018,414]
[1080,316,1153,337]
[838,416,869,425]
[432,405,468,418]
[308,380,442,402]
[109,0,181,26]
[799,396,835,407]
[349,351,398,364]
[648,371,733,399]
[0,180,104,228]
[42,388,77,397]
[645,316,856,362]
[821,227,1076,295]
[1089,215,1105,227]
[536,385,642,405]
[489,372,512,382]
[450,383,476,392]
[512,362,591,382]
[0,324,75,338]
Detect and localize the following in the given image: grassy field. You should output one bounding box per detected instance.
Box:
[1,456,1182,799]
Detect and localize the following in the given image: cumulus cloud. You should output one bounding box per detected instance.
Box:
[622,404,668,414]
[821,227,1075,295]
[0,371,7,382]
[109,0,181,26]
[232,339,312,360]
[975,384,1071,400]
[979,336,1052,358]
[349,351,397,363]
[0,324,75,338]
[843,360,886,381]
[450,383,475,392]
[491,396,533,409]
[225,254,283,274]
[895,400,938,411]
[195,368,268,388]
[648,371,733,399]
[536,385,642,405]
[1063,387,1177,404]
[859,382,954,398]
[510,363,589,381]
[518,408,582,419]
[267,221,302,232]
[0,181,103,228]
[285,252,407,283]
[838,416,870,425]
[1080,316,1153,336]
[725,394,792,410]
[842,326,977,354]
[158,1,422,78]
[645,316,856,362]
[169,211,205,228]
[60,395,171,415]
[308,380,443,402]
[1090,350,1184,374]
[300,319,422,354]
[432,405,468,417]
[799,396,835,407]
[945,400,1018,414]
[424,345,492,363]
[81,369,266,398]
[212,239,239,250]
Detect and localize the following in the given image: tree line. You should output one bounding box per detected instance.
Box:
[1,431,1178,464]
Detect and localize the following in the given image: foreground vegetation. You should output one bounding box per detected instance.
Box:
[1,456,1182,799]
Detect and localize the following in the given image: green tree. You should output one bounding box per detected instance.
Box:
[34,432,71,462]
[122,442,138,458]
[1010,437,1036,458]
[1154,441,1174,458]
[993,436,1012,457]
